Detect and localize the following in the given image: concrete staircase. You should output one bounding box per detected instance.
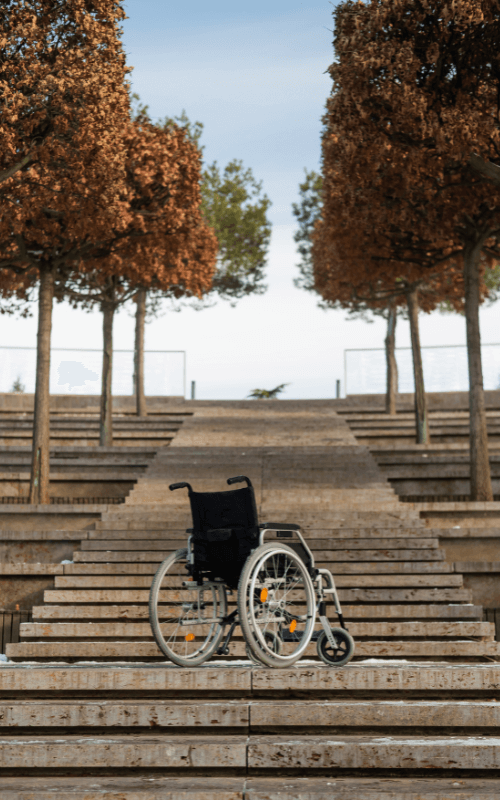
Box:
[335,392,500,500]
[3,400,500,794]
[1,661,500,796]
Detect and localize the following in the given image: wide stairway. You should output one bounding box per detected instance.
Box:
[3,400,500,796]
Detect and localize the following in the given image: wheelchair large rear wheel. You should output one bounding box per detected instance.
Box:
[149,548,227,666]
[238,542,316,668]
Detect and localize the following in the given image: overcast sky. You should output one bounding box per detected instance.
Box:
[1,0,499,399]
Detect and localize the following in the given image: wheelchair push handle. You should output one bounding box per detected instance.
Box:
[227,475,253,488]
[169,482,193,492]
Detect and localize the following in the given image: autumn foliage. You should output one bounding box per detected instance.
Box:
[65,113,218,444]
[313,0,500,498]
[0,1,218,500]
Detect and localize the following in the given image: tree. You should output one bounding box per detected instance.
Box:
[63,113,218,443]
[0,1,130,193]
[314,0,500,496]
[129,101,272,414]
[292,168,405,413]
[292,169,324,294]
[0,0,132,503]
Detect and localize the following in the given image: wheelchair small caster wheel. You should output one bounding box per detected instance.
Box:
[246,631,282,665]
[316,628,354,667]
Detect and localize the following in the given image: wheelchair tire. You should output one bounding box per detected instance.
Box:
[238,542,316,668]
[245,631,282,666]
[316,628,355,667]
[149,548,227,667]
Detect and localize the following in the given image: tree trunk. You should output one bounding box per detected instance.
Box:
[407,288,430,445]
[29,267,54,504]
[385,303,398,415]
[100,302,115,446]
[134,289,147,417]
[464,236,493,500]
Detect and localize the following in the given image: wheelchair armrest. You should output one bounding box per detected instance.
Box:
[260,522,301,531]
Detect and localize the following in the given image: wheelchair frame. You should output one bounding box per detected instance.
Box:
[149,476,355,668]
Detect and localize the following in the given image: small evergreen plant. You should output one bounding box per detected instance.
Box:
[11,377,25,393]
[247,383,288,399]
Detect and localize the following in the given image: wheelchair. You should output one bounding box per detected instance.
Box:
[149,476,355,668]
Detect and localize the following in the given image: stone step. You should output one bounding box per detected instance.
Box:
[87,531,437,545]
[2,699,500,729]
[2,733,500,770]
[0,470,145,481]
[100,506,422,518]
[0,563,63,575]
[72,553,450,572]
[8,640,500,660]
[80,541,444,560]
[30,603,484,621]
[19,621,494,639]
[52,574,463,588]
[0,530,87,541]
[2,776,500,800]
[42,587,473,603]
[61,559,455,576]
[3,662,500,693]
[98,512,424,525]
[438,527,500,538]
[89,527,431,539]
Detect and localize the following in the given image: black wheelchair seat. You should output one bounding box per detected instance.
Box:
[175,477,260,588]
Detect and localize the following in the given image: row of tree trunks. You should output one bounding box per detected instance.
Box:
[384,266,492,500]
[27,259,493,502]
[28,286,147,500]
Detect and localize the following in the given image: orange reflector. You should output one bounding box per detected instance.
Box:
[289,620,297,633]
[185,633,195,642]
[260,588,268,602]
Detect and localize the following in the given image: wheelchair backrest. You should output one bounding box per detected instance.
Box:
[187,485,259,588]
[188,485,259,533]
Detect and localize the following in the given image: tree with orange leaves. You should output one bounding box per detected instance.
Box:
[0,0,132,503]
[0,1,131,192]
[62,112,218,446]
[314,0,500,499]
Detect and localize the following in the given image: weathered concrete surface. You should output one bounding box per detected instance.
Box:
[2,663,500,694]
[245,777,500,799]
[0,735,246,768]
[247,735,500,769]
[9,640,500,660]
[18,620,495,639]
[0,700,249,728]
[2,699,500,729]
[1,776,245,800]
[3,776,500,799]
[4,733,500,770]
[3,400,500,793]
[0,578,57,611]
[0,665,252,693]
[30,603,484,620]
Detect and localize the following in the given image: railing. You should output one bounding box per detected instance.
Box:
[0,609,33,654]
[0,346,186,397]
[483,609,500,641]
[345,343,500,395]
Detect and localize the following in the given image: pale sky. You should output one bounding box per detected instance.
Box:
[1,0,499,399]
